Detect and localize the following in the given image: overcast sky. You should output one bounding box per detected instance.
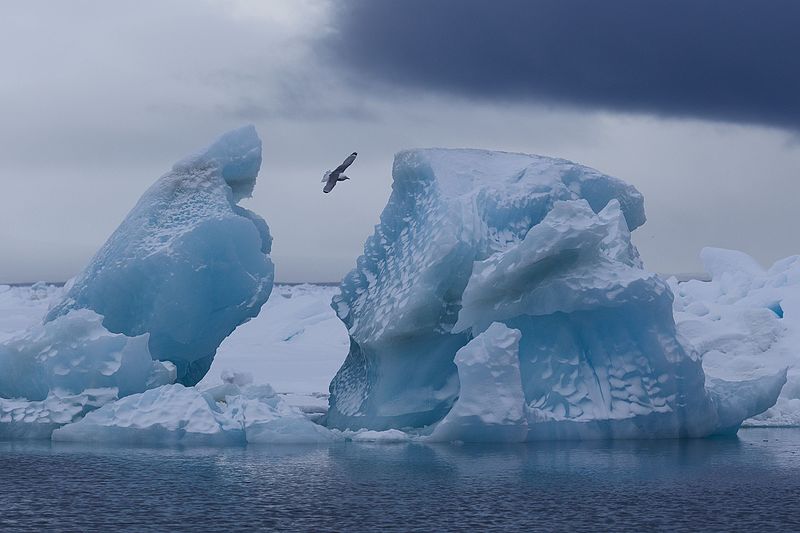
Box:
[1,0,798,283]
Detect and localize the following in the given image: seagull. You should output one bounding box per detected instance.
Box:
[322,152,357,193]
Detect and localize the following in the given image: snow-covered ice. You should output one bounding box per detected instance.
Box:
[46,126,274,386]
[327,148,784,438]
[0,283,63,344]
[201,284,347,394]
[671,248,800,427]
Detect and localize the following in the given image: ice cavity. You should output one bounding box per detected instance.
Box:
[327,148,784,439]
[46,126,274,386]
[671,248,800,426]
[53,382,338,445]
[0,310,173,439]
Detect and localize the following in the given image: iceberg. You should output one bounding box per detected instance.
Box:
[46,126,274,386]
[327,148,784,439]
[0,309,173,439]
[671,248,800,426]
[0,309,171,401]
[53,382,339,445]
[1,389,119,441]
[349,429,411,443]
[1,126,274,440]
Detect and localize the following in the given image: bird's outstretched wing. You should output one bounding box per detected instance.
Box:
[323,175,337,193]
[333,152,357,174]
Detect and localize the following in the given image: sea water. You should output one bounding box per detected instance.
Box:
[1,429,799,532]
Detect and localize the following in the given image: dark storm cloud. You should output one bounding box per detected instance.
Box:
[325,0,800,129]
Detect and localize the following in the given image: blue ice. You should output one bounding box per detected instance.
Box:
[327,148,785,439]
[46,126,274,385]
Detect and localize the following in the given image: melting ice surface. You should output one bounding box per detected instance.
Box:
[328,148,785,439]
[1,126,274,440]
[46,125,274,386]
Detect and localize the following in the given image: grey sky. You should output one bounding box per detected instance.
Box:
[1,1,798,284]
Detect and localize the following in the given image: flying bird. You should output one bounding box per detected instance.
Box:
[323,152,357,193]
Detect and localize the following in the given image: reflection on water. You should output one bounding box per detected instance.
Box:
[2,429,799,532]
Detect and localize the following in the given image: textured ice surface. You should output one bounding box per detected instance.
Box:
[0,309,173,439]
[429,323,527,442]
[671,248,800,426]
[0,389,118,440]
[53,382,338,445]
[0,283,348,439]
[453,199,647,333]
[46,126,274,385]
[328,149,783,438]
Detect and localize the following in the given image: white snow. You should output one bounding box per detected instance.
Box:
[200,284,348,394]
[671,248,800,427]
[0,283,64,343]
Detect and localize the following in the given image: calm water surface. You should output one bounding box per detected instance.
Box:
[2,428,799,532]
